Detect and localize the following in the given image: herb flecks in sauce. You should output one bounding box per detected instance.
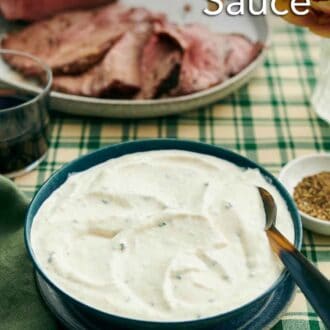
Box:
[224,201,233,209]
[31,150,294,321]
[47,252,55,264]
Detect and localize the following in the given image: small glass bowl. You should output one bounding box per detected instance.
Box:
[0,49,52,178]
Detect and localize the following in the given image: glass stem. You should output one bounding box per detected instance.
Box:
[312,38,330,123]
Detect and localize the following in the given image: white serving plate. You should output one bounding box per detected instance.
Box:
[0,0,270,118]
[279,153,330,236]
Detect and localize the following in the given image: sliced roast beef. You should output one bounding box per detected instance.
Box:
[52,69,96,96]
[2,3,155,76]
[0,0,114,21]
[224,34,263,76]
[2,2,263,100]
[170,24,230,96]
[137,24,184,100]
[53,24,153,98]
[50,5,156,75]
[93,23,153,97]
[169,25,262,96]
[153,20,188,50]
[47,22,127,75]
[1,9,94,75]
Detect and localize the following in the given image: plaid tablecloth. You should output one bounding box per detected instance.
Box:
[13,17,329,330]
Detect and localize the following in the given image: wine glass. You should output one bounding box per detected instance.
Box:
[0,49,52,178]
[275,0,330,123]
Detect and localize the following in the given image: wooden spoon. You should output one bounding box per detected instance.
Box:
[258,187,330,327]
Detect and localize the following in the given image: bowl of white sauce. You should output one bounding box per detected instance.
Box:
[25,139,302,329]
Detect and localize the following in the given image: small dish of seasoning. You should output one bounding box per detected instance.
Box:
[279,153,330,236]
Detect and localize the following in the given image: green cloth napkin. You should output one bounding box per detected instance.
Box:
[0,176,56,330]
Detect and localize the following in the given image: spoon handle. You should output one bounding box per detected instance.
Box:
[267,227,330,327]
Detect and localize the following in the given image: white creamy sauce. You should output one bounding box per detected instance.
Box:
[31,150,294,321]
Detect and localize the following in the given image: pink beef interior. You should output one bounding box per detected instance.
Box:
[1,2,263,99]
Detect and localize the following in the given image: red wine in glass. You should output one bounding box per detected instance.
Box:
[0,91,50,175]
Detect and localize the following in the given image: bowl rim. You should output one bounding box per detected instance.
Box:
[279,152,330,226]
[24,139,302,325]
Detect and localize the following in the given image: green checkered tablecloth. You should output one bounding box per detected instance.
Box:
[7,17,330,330]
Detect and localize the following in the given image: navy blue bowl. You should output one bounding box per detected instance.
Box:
[25,139,302,330]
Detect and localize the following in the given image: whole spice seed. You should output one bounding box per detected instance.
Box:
[293,172,330,221]
[183,4,192,13]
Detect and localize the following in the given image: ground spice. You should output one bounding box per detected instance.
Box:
[293,172,330,221]
[183,4,192,13]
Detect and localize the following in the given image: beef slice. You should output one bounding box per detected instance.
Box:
[2,3,153,76]
[53,24,153,98]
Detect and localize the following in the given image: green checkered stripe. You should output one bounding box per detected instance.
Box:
[14,20,329,330]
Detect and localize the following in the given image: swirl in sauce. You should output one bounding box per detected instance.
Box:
[31,150,294,321]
